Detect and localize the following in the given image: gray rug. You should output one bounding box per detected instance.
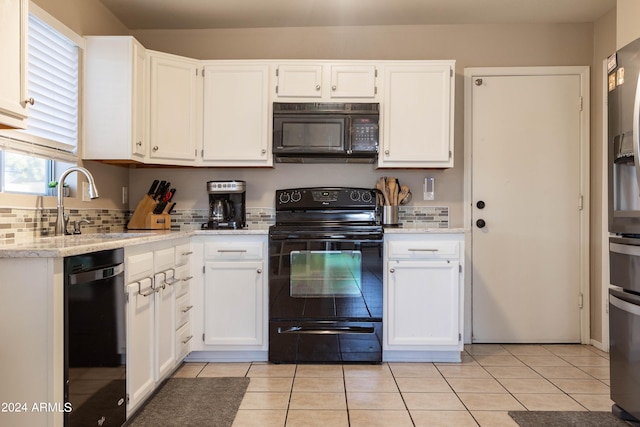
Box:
[127,377,249,427]
[509,411,631,427]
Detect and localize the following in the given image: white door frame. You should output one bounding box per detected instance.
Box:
[463,66,591,344]
[600,59,610,352]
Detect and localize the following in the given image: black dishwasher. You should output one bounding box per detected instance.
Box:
[64,248,126,427]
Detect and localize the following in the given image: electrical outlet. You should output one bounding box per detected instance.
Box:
[122,186,128,204]
[423,177,435,200]
[82,182,90,201]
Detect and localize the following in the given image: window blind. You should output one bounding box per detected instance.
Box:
[25,13,78,152]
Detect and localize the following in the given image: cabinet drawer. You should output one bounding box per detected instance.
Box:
[126,252,154,283]
[175,243,192,267]
[176,322,192,360]
[176,293,192,330]
[155,247,175,272]
[205,241,263,260]
[174,264,192,298]
[387,240,459,259]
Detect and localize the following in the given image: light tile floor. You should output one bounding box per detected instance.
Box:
[171,344,613,427]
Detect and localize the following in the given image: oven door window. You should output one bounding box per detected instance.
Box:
[290,250,362,297]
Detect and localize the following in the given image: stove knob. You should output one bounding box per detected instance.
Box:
[361,191,372,203]
[279,192,290,204]
[291,191,302,202]
[350,191,361,201]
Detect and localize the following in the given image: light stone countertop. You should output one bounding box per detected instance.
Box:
[0,226,271,258]
[384,226,467,234]
[0,224,465,258]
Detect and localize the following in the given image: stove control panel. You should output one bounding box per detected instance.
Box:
[276,187,377,209]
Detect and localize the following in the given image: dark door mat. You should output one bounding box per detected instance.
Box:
[509,411,632,427]
[126,377,249,427]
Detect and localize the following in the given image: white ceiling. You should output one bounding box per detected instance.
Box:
[98,0,616,30]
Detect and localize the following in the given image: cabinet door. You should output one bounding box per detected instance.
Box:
[126,280,155,414]
[0,0,28,128]
[149,52,199,163]
[380,63,454,168]
[132,41,147,157]
[84,36,147,161]
[204,260,265,347]
[386,260,459,347]
[330,65,377,98]
[276,64,323,98]
[202,64,271,165]
[154,272,175,380]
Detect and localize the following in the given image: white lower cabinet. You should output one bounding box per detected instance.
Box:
[384,233,464,362]
[188,235,268,362]
[125,238,190,415]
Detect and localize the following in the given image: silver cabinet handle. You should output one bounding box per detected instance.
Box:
[24,98,35,105]
[181,305,194,313]
[136,141,142,147]
[385,150,390,155]
[390,268,395,273]
[332,85,337,91]
[261,149,267,155]
[217,249,247,253]
[182,276,194,282]
[152,146,159,151]
[257,269,262,274]
[315,84,321,90]
[408,248,439,252]
[182,335,193,344]
[182,251,193,256]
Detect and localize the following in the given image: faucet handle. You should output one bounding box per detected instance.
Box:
[63,214,71,235]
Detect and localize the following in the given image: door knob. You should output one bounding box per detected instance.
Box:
[476,219,486,228]
[476,200,485,209]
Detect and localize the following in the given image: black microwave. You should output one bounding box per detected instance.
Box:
[273,102,379,163]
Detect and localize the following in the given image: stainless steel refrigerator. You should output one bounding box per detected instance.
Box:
[607,36,640,424]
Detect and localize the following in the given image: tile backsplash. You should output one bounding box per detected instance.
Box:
[0,206,448,243]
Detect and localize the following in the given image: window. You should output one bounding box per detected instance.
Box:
[0,5,81,195]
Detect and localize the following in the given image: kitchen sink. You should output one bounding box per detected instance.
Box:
[72,232,153,239]
[47,232,155,241]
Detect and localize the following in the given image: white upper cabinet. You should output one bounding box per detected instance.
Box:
[275,63,378,100]
[83,36,147,162]
[276,64,323,98]
[379,62,455,168]
[201,63,272,166]
[0,0,29,129]
[148,50,200,165]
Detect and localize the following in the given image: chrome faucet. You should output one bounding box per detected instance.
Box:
[55,167,100,236]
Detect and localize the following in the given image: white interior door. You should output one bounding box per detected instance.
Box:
[469,70,587,343]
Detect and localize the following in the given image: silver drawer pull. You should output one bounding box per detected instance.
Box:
[217,249,247,253]
[182,276,194,282]
[408,248,439,252]
[182,335,193,344]
[181,251,193,256]
[181,305,194,313]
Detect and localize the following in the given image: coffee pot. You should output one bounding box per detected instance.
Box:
[211,199,233,221]
[203,180,246,229]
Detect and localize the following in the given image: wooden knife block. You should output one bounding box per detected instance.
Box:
[127,195,172,230]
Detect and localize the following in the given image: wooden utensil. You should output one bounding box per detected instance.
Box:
[376,177,390,205]
[387,177,397,206]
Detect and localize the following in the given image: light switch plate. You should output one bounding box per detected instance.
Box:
[423,177,435,200]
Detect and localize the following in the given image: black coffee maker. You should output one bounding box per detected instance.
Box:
[203,180,246,229]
